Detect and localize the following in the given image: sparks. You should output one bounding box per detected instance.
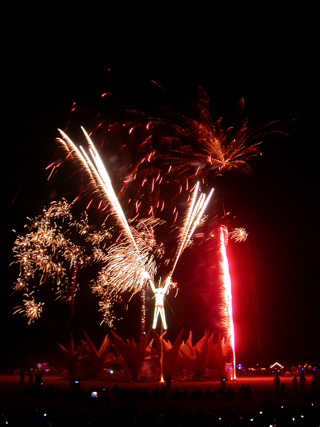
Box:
[14,297,44,324]
[229,227,248,243]
[11,200,112,323]
[91,217,164,326]
[219,226,236,380]
[57,127,139,253]
[148,182,214,331]
[120,85,286,219]
[170,182,214,277]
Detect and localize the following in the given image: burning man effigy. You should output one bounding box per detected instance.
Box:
[149,277,172,330]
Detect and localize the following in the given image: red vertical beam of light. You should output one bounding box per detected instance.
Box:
[220,226,236,380]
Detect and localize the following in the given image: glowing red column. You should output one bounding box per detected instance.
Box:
[219,226,236,380]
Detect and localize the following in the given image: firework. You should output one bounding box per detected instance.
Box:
[219,226,236,380]
[229,227,248,243]
[90,217,164,326]
[56,127,158,325]
[13,296,44,325]
[11,199,112,322]
[56,128,214,327]
[57,128,139,252]
[88,181,213,328]
[119,85,286,218]
[170,182,214,277]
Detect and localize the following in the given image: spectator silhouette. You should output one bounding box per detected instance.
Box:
[220,375,226,389]
[299,371,306,394]
[152,385,160,400]
[245,384,252,398]
[226,387,235,399]
[273,374,280,394]
[239,384,245,398]
[28,371,33,387]
[160,385,167,400]
[35,372,43,391]
[182,388,188,400]
[292,375,298,394]
[196,388,203,399]
[112,383,119,399]
[166,375,172,394]
[204,389,211,399]
[172,388,181,401]
[19,370,24,387]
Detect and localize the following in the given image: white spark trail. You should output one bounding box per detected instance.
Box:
[58,127,139,254]
[170,182,214,277]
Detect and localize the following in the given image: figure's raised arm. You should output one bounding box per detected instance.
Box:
[149,278,156,294]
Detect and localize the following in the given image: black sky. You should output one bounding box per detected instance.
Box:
[2,17,319,369]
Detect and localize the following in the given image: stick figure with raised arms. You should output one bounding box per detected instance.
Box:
[149,276,174,330]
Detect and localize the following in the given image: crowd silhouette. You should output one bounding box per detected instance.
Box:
[0,372,319,425]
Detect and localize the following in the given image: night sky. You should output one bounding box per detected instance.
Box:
[2,20,319,370]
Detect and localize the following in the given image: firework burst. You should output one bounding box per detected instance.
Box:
[13,296,44,325]
[11,199,112,323]
[229,227,248,243]
[119,85,286,219]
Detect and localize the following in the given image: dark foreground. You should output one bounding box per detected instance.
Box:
[0,374,319,425]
